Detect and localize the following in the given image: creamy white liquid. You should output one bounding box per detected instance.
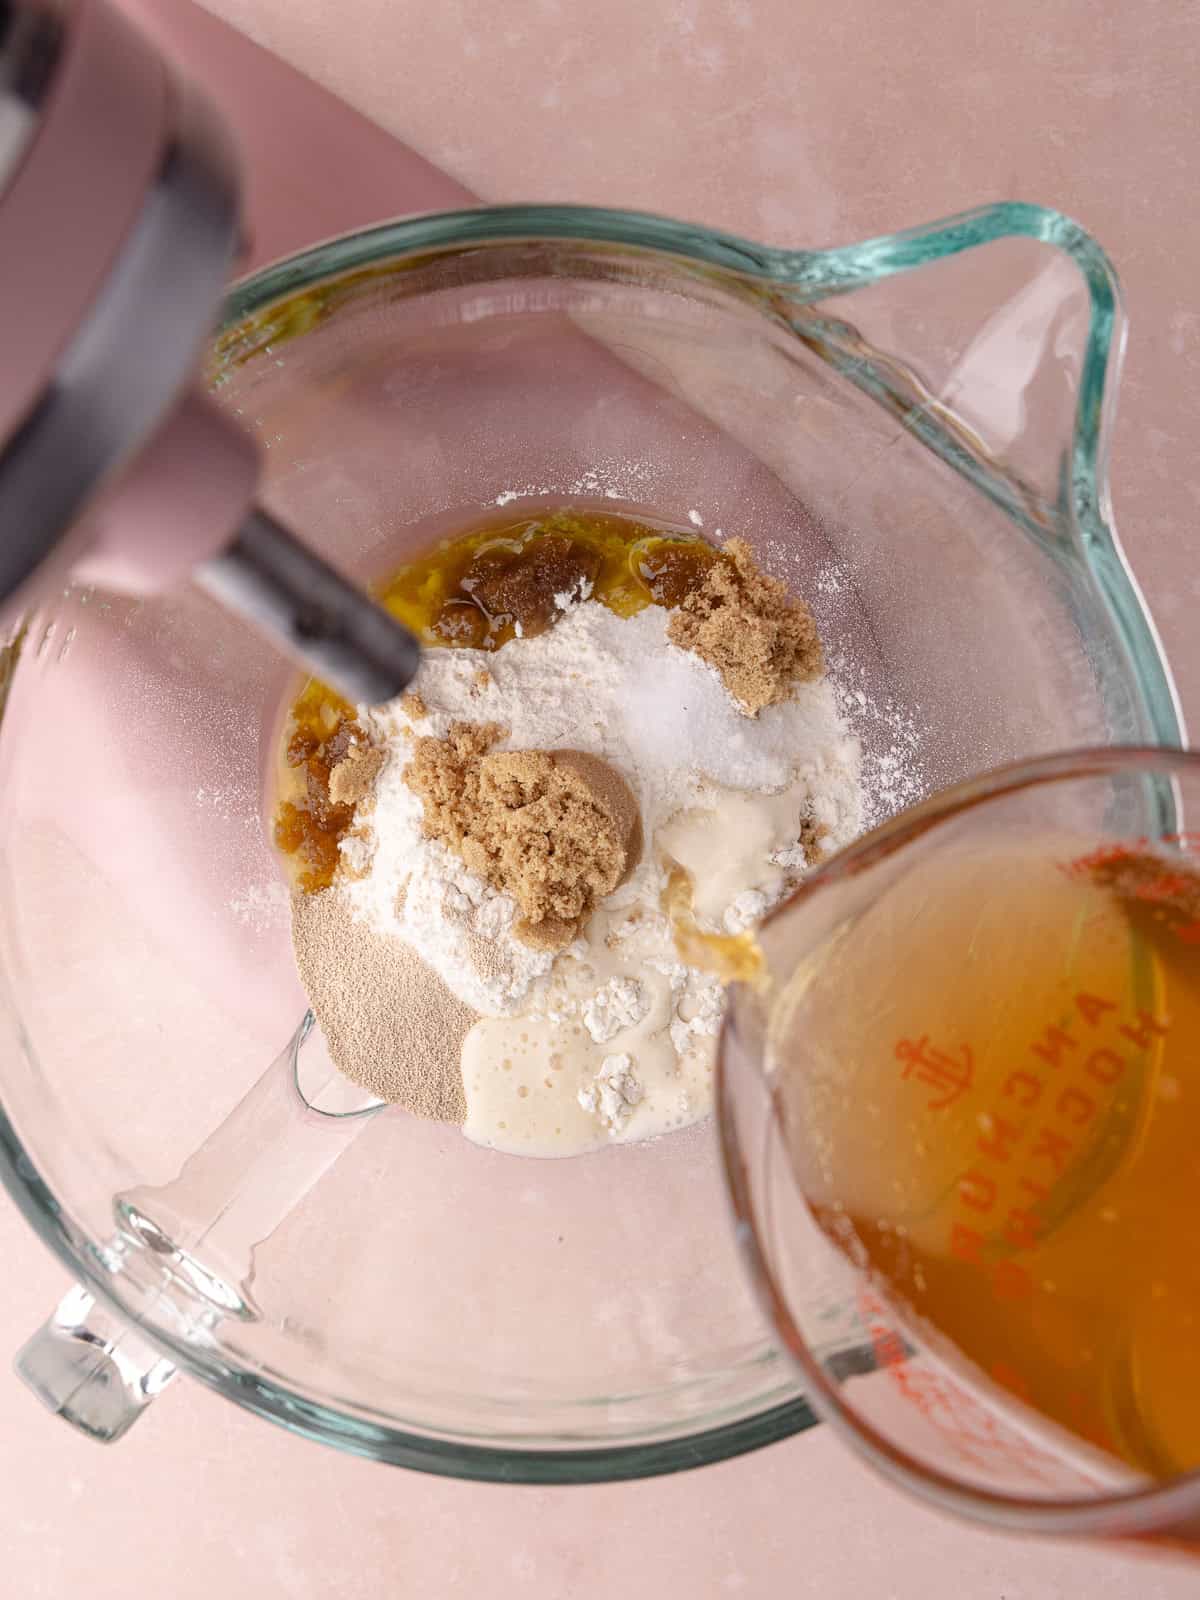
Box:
[461,778,819,1157]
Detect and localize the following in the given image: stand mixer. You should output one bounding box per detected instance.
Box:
[0,0,418,705]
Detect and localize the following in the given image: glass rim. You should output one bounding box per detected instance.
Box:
[719,742,1200,1536]
[761,743,1200,911]
[0,201,1184,1483]
[217,199,1183,756]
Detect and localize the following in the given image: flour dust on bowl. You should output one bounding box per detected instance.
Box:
[0,204,1180,1480]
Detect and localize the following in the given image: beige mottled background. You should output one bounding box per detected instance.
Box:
[3,2,1199,1595]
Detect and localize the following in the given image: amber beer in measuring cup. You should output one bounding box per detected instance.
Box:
[719,750,1200,1539]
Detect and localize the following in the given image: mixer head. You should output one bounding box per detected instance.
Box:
[0,0,418,704]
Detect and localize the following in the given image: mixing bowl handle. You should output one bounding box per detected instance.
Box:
[14,1014,381,1441]
[14,1285,178,1444]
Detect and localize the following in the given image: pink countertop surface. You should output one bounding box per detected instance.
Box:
[4,2,1200,1594]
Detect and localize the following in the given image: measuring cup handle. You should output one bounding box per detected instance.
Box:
[14,1014,381,1441]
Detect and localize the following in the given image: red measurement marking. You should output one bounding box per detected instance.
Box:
[856,1286,906,1370]
[1059,832,1200,877]
[895,1035,973,1110]
[1076,992,1117,1028]
[950,1223,984,1266]
[1119,1011,1170,1050]
[1031,1024,1076,1070]
[885,1362,1076,1484]
[1054,1085,1096,1128]
[1057,839,1143,878]
[958,1168,997,1213]
[976,1114,1022,1164]
[1003,1207,1041,1250]
[1002,1068,1043,1108]
[1030,1126,1074,1175]
[1132,872,1192,904]
[855,1291,1095,1488]
[1084,1047,1125,1086]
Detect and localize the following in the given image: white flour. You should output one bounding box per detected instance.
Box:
[582,976,650,1043]
[578,1053,643,1133]
[341,600,867,1154]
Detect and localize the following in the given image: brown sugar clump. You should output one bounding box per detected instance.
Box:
[404,723,641,950]
[666,537,822,716]
[328,743,385,807]
[276,711,372,892]
[400,690,428,720]
[798,812,829,867]
[464,535,600,638]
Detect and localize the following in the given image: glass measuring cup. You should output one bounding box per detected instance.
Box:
[720,746,1200,1539]
[0,201,1183,1475]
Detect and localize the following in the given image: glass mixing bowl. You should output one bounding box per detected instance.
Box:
[0,203,1182,1480]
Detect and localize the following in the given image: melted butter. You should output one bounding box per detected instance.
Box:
[273,689,361,892]
[377,506,716,650]
[661,859,770,991]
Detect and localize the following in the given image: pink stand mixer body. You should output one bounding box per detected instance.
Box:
[0,0,420,702]
[0,0,462,1034]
